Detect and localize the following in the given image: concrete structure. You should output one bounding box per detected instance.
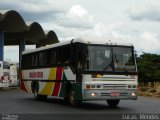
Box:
[0,10,59,68]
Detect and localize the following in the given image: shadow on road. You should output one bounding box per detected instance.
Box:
[22,97,133,111]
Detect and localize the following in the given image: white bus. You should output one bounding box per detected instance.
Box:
[20,38,138,107]
[0,61,18,88]
[0,61,10,88]
[9,64,18,86]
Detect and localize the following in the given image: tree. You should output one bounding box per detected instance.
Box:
[137,53,160,86]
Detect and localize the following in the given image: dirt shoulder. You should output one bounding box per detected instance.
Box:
[138,83,160,98]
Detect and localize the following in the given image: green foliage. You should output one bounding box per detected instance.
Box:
[137,53,160,83]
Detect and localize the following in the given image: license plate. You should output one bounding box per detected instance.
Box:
[111,92,119,97]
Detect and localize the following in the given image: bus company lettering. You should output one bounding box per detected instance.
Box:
[29,72,43,78]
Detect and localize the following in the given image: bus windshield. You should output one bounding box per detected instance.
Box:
[3,61,10,69]
[85,45,136,73]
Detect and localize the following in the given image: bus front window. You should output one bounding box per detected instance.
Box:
[113,47,136,72]
[86,46,113,71]
[85,45,136,73]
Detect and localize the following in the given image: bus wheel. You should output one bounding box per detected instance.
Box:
[38,95,48,101]
[106,99,120,107]
[33,83,39,100]
[33,83,48,101]
[68,89,78,106]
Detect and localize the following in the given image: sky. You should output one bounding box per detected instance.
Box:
[1,0,160,62]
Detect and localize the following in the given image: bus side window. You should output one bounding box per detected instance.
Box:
[31,54,35,67]
[22,55,27,69]
[39,52,46,67]
[56,48,60,65]
[34,54,38,67]
[27,54,32,68]
[56,46,70,66]
[70,44,77,70]
[46,50,51,65]
[62,46,70,65]
[21,56,25,69]
[50,49,56,65]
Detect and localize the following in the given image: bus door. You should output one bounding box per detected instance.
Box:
[10,65,18,86]
[70,43,86,82]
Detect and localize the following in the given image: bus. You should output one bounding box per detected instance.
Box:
[20,38,138,107]
[0,61,18,88]
[9,64,18,87]
[0,61,10,88]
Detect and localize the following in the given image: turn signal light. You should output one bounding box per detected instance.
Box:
[86,85,90,89]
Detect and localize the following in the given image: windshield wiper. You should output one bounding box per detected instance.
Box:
[115,54,119,64]
[102,59,114,72]
[102,63,112,72]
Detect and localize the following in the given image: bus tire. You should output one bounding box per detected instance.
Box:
[33,82,48,101]
[38,95,48,101]
[33,83,39,100]
[106,99,120,107]
[63,83,71,104]
[68,89,79,106]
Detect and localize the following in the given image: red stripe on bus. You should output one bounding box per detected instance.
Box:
[19,72,28,92]
[52,67,63,96]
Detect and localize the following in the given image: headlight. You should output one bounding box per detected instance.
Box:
[131,92,136,96]
[91,92,96,97]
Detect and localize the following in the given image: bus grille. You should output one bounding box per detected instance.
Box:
[102,84,126,89]
[101,92,128,96]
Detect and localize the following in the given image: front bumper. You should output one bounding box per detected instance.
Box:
[83,89,138,100]
[9,81,19,87]
[0,82,9,88]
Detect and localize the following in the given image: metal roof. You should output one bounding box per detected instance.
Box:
[0,10,59,46]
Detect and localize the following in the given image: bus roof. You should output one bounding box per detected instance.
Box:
[22,38,134,55]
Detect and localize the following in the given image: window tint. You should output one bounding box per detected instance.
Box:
[21,45,71,69]
[70,43,86,71]
[50,49,56,65]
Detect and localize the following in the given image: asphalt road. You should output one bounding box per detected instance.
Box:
[0,88,160,120]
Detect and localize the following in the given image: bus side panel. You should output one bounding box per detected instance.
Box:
[21,67,82,99]
[58,67,76,97]
[20,71,29,92]
[38,68,56,95]
[73,83,83,101]
[59,67,83,100]
[51,67,63,96]
[38,67,63,97]
[58,72,67,97]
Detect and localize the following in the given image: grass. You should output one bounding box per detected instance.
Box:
[138,82,160,98]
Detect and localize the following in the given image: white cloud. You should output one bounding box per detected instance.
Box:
[138,31,160,52]
[1,0,160,62]
[127,4,160,21]
[0,0,66,22]
[140,31,157,40]
[109,30,160,54]
[56,4,95,29]
[66,4,88,19]
[109,21,124,30]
